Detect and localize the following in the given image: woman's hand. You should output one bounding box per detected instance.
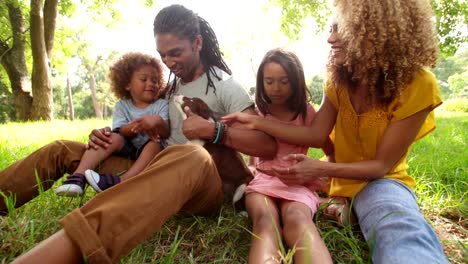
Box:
[87,127,113,150]
[221,112,260,130]
[269,154,328,185]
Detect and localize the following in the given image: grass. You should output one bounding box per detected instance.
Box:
[0,111,467,263]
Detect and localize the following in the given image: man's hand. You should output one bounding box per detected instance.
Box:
[87,127,113,150]
[182,106,215,140]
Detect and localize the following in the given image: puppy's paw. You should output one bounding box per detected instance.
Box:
[232,183,247,204]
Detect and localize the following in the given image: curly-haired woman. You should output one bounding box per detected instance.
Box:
[55,52,169,196]
[223,0,448,262]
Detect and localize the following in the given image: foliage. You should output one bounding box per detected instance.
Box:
[0,0,122,121]
[432,47,468,99]
[448,72,468,98]
[273,0,468,57]
[273,0,330,39]
[71,90,98,119]
[431,0,468,57]
[307,75,324,105]
[441,98,468,112]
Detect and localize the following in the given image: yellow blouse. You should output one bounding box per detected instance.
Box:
[325,68,442,197]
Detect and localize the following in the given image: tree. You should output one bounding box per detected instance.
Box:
[0,73,15,123]
[0,0,60,121]
[307,75,324,105]
[448,72,468,98]
[0,1,33,120]
[432,0,468,57]
[432,47,468,99]
[29,0,57,120]
[0,0,118,121]
[274,0,468,57]
[273,0,330,40]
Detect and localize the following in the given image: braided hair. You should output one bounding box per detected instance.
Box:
[153,4,231,97]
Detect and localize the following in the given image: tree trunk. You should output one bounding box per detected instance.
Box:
[66,74,74,120]
[43,0,58,60]
[1,2,33,120]
[85,64,103,119]
[30,0,53,120]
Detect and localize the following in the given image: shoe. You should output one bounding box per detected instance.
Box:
[323,196,357,227]
[84,169,121,193]
[55,173,86,197]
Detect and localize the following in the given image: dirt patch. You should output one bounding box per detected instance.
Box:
[426,212,467,263]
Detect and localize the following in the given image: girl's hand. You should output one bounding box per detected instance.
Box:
[221,112,259,129]
[87,127,113,150]
[270,154,328,185]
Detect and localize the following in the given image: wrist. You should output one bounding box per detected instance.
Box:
[211,122,228,145]
[251,115,261,130]
[206,121,217,140]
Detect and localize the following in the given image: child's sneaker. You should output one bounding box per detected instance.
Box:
[84,169,121,193]
[55,173,86,197]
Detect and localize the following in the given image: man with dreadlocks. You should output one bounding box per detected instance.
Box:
[9,5,276,264]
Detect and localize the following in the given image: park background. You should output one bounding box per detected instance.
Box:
[0,0,467,263]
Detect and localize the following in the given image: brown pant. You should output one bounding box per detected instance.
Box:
[0,141,223,263]
[0,140,134,213]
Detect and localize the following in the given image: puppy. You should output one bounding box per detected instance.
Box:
[173,95,253,204]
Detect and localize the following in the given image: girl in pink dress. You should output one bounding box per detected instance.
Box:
[244,48,333,264]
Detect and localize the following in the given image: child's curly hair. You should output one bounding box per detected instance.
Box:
[327,0,438,107]
[108,52,164,100]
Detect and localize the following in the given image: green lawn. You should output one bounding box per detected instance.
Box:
[0,111,466,263]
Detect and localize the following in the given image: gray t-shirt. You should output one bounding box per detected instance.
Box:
[166,67,253,146]
[112,98,169,148]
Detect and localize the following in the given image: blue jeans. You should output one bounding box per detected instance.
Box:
[354,178,448,264]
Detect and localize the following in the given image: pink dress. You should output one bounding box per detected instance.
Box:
[246,104,323,214]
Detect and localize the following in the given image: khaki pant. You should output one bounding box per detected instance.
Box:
[0,141,223,263]
[0,140,134,213]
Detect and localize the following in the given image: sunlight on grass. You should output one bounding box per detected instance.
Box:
[0,119,110,169]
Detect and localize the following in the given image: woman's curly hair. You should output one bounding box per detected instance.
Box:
[327,0,438,107]
[108,52,164,100]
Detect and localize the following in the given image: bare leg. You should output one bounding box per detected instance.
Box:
[12,230,81,264]
[281,201,332,264]
[246,193,282,263]
[119,140,160,181]
[73,133,124,175]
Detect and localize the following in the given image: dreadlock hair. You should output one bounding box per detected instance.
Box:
[153,4,231,98]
